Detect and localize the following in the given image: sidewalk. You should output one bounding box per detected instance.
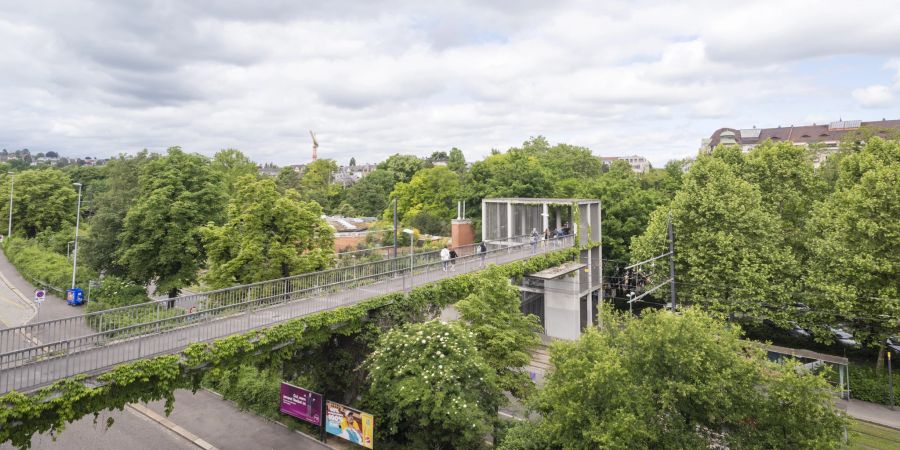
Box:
[837,398,900,430]
[144,389,330,450]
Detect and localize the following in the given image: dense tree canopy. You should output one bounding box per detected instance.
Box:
[346,168,397,217]
[630,156,796,321]
[365,320,503,450]
[377,154,425,183]
[804,138,900,353]
[211,149,258,195]
[116,147,226,297]
[0,168,77,239]
[456,266,542,398]
[500,308,846,450]
[201,176,334,287]
[447,147,466,173]
[81,153,154,276]
[387,166,462,234]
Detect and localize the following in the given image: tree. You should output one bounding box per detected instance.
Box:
[275,167,302,193]
[456,266,542,398]
[575,160,667,263]
[346,169,396,217]
[630,156,796,322]
[349,157,356,167]
[81,152,154,276]
[211,149,258,195]
[386,166,461,234]
[0,168,77,238]
[299,159,340,210]
[201,176,334,288]
[536,143,603,188]
[447,147,466,173]
[466,150,553,219]
[742,141,825,258]
[365,320,503,449]
[377,154,424,183]
[116,147,226,298]
[805,159,900,366]
[500,308,846,449]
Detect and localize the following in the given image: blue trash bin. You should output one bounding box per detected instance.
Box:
[66,288,85,306]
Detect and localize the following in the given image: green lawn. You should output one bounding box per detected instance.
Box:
[850,420,900,450]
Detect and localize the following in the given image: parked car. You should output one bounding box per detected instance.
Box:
[829,327,860,348]
[887,336,900,355]
[788,322,811,339]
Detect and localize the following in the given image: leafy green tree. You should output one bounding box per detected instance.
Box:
[116,147,226,298]
[500,308,846,450]
[386,166,462,234]
[201,176,334,288]
[537,144,603,188]
[211,149,258,195]
[447,147,466,173]
[576,160,667,263]
[742,141,825,257]
[376,154,425,183]
[275,167,302,192]
[349,157,356,167]
[456,266,542,398]
[81,153,154,276]
[0,168,77,238]
[365,320,503,450]
[630,156,796,321]
[466,150,553,218]
[804,160,900,366]
[346,169,396,217]
[299,159,340,210]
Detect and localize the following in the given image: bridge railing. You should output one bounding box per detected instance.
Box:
[0,234,574,372]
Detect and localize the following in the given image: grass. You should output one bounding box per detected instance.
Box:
[850,420,900,450]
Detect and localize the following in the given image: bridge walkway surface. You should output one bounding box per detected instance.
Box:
[0,235,574,394]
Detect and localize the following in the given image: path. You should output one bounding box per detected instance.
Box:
[838,398,900,431]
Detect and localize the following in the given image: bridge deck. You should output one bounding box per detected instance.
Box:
[0,237,573,394]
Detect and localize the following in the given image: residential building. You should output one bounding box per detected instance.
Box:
[333,163,376,186]
[599,155,651,173]
[702,118,900,167]
[325,215,378,251]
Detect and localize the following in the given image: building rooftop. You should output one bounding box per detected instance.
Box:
[529,262,587,280]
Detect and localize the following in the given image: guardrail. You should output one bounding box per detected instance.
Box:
[0,234,574,393]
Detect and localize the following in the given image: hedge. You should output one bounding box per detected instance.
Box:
[0,245,584,449]
[3,238,96,296]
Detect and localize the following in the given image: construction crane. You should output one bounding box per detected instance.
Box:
[309,130,319,161]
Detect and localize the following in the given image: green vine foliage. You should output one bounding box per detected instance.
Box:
[0,246,585,449]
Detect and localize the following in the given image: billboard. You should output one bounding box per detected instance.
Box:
[279,382,323,426]
[325,400,374,448]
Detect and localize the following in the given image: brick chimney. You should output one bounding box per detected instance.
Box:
[450,201,474,249]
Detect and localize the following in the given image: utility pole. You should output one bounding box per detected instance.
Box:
[668,212,676,312]
[393,198,398,258]
[71,183,83,289]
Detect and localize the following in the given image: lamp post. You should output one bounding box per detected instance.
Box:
[71,183,83,289]
[402,228,414,271]
[7,171,14,238]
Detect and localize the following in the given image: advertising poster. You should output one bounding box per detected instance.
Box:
[279,382,323,426]
[325,400,374,449]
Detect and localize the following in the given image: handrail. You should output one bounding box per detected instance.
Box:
[0,233,568,357]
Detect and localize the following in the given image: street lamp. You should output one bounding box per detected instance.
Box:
[71,183,83,289]
[7,171,14,238]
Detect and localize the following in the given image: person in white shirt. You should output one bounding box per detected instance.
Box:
[440,245,451,271]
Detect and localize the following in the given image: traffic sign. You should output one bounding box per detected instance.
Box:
[34,289,45,304]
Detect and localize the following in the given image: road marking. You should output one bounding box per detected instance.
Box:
[0,266,38,323]
[128,403,218,450]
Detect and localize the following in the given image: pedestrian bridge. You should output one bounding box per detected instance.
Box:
[0,234,575,394]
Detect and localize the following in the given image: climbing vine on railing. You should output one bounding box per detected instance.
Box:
[0,246,588,449]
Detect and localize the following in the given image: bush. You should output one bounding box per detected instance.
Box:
[847,362,900,405]
[206,365,282,420]
[3,238,95,295]
[86,276,150,311]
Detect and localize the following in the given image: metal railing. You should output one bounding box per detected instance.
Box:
[0,234,574,393]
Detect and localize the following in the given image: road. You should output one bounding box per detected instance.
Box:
[0,249,330,450]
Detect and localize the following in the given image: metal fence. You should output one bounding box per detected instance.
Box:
[0,234,574,393]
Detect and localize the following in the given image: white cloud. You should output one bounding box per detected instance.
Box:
[1,1,900,167]
[852,85,894,108]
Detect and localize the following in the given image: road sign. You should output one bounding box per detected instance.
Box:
[34,289,45,304]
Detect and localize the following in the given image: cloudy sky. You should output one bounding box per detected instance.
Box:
[2,0,900,167]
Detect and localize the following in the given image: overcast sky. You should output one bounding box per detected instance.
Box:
[2,0,900,167]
